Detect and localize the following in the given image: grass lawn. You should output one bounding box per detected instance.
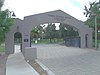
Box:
[93,39,100,48]
[0,45,5,52]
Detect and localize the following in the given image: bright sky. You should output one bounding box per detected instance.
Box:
[3,0,99,21]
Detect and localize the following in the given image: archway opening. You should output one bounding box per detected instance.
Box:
[30,23,80,47]
[14,32,22,53]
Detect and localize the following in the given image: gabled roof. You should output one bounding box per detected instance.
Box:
[24,9,82,22]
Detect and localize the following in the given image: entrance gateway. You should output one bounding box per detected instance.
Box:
[5,10,93,54]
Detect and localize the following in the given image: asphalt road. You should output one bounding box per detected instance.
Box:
[32,44,100,75]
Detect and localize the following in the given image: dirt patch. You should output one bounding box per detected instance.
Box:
[0,53,8,75]
[29,60,48,75]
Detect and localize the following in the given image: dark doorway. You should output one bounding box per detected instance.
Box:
[85,34,88,48]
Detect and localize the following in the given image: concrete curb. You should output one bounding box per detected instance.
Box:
[36,60,55,75]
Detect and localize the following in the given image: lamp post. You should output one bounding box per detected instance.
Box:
[94,15,97,49]
[9,11,16,18]
[94,9,100,49]
[92,0,100,49]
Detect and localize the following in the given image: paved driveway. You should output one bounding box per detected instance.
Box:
[32,44,100,75]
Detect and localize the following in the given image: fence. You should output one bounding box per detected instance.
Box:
[65,36,81,48]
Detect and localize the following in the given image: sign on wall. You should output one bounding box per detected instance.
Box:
[24,39,28,42]
[48,14,71,22]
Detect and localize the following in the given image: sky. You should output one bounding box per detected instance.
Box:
[2,0,99,21]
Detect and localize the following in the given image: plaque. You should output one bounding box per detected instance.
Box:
[24,39,28,42]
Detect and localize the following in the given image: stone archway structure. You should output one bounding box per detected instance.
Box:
[5,10,93,54]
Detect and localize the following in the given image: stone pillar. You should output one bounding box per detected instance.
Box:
[79,29,93,48]
[24,47,37,60]
[79,31,86,48]
[87,30,93,48]
[22,33,30,55]
[5,33,14,54]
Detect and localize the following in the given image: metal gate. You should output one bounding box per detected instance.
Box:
[65,37,81,48]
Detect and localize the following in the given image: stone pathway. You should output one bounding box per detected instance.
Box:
[32,44,100,75]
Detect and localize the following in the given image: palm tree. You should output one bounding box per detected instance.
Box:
[0,0,4,11]
[84,1,100,28]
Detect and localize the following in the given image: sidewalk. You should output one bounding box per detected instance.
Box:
[6,52,39,75]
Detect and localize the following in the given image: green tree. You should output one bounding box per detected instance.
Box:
[37,25,44,38]
[31,26,39,39]
[84,1,100,40]
[30,25,45,43]
[0,0,4,10]
[59,23,68,39]
[84,1,100,28]
[45,23,56,43]
[0,0,14,44]
[59,23,79,40]
[45,23,52,42]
